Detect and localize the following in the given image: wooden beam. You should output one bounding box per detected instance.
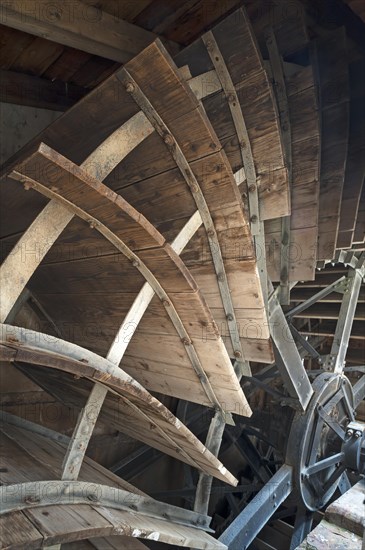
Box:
[0,69,86,111]
[0,0,179,63]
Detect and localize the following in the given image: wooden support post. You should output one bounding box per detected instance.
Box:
[323,261,364,374]
[61,383,108,481]
[269,292,313,410]
[194,412,226,516]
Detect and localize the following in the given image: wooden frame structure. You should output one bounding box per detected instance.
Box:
[0,4,364,549]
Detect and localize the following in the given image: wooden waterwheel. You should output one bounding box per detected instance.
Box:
[0,2,364,549]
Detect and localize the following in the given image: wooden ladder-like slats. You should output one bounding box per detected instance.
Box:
[336,59,365,249]
[315,28,350,261]
[265,54,321,282]
[175,7,289,223]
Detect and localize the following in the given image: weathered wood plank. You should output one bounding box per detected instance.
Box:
[315,29,350,260]
[175,7,289,222]
[337,60,365,248]
[0,327,238,484]
[8,143,250,414]
[1,0,178,63]
[0,69,87,111]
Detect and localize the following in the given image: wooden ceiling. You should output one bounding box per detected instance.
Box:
[1,0,365,112]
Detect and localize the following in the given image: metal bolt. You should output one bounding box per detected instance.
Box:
[162,299,170,307]
[89,220,97,229]
[125,82,135,93]
[207,229,215,238]
[248,184,256,193]
[226,313,234,322]
[205,40,213,51]
[227,93,236,103]
[164,133,174,147]
[250,215,258,223]
[217,273,224,282]
[23,182,32,191]
[355,431,362,438]
[234,350,242,359]
[132,259,139,267]
[240,139,246,148]
[182,338,191,346]
[347,429,354,436]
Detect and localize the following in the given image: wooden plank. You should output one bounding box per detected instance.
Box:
[315,29,350,260]
[337,61,365,247]
[0,510,43,549]
[10,35,64,75]
[0,329,238,484]
[174,7,289,221]
[0,68,87,111]
[8,144,250,414]
[1,0,178,63]
[0,25,35,69]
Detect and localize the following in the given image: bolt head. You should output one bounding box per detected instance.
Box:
[125,82,135,93]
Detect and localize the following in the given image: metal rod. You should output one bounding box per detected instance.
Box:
[219,465,293,549]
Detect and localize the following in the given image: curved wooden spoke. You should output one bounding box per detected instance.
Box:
[202,31,259,236]
[8,143,249,416]
[264,22,321,287]
[201,29,269,306]
[0,323,238,485]
[0,106,155,323]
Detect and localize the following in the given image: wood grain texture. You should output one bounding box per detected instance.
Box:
[315,29,350,260]
[0,422,225,548]
[265,60,321,282]
[175,7,289,222]
[8,143,249,414]
[0,328,237,484]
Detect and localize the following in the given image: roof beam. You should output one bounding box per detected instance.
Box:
[0,0,179,63]
[0,69,86,111]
